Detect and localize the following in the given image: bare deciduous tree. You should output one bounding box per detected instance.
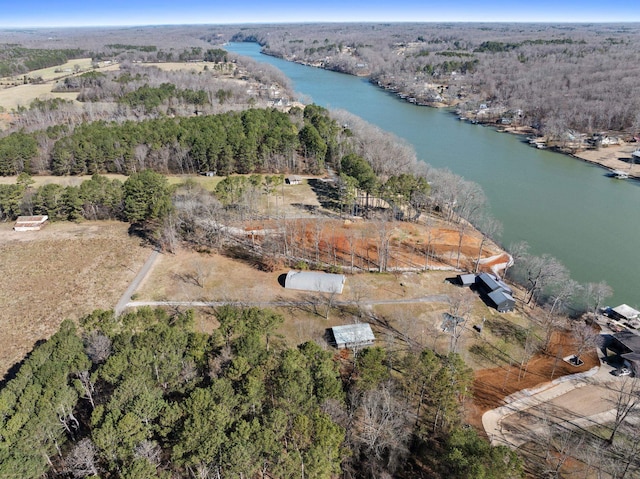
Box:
[582,281,613,317]
[84,329,112,364]
[520,254,569,306]
[349,383,413,475]
[607,376,640,445]
[65,438,99,478]
[570,320,599,366]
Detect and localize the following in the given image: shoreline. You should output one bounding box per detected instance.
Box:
[266,49,640,180]
[486,122,640,180]
[569,144,640,180]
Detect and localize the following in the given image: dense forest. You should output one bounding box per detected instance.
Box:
[0,45,86,77]
[0,104,328,176]
[0,306,522,479]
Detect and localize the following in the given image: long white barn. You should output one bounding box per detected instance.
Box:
[284,270,346,294]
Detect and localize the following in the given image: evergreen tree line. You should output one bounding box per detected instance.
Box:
[0,306,523,479]
[0,171,173,224]
[0,46,86,77]
[0,106,339,176]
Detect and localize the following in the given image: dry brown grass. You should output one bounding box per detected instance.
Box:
[0,174,128,187]
[0,58,95,84]
[135,229,512,362]
[0,83,80,111]
[0,221,150,379]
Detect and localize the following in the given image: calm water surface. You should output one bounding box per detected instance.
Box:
[227,42,640,307]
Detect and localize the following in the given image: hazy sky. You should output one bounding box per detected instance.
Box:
[2,0,639,27]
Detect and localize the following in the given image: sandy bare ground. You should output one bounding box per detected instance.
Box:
[573,143,640,177]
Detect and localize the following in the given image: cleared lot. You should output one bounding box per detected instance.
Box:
[0,221,149,378]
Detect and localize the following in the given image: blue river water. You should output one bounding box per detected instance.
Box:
[227,42,640,307]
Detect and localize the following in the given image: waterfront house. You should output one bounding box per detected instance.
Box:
[487,290,516,313]
[476,272,515,312]
[609,330,640,376]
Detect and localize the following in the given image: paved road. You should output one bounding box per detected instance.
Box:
[114,249,160,316]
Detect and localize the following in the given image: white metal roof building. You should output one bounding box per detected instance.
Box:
[611,304,640,321]
[331,323,375,349]
[284,270,346,294]
[285,175,302,185]
[14,215,49,231]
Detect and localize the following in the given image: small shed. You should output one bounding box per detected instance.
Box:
[286,175,302,185]
[487,290,516,313]
[441,312,465,332]
[14,215,48,231]
[631,150,640,161]
[331,323,375,349]
[284,270,346,294]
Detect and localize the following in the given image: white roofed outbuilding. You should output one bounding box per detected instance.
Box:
[284,270,346,294]
[331,323,375,349]
[14,215,48,231]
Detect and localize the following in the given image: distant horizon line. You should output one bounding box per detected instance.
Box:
[2,20,640,30]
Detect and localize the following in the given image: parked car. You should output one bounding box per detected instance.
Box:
[614,367,632,377]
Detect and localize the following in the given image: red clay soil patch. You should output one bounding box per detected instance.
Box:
[467,330,600,431]
[240,217,500,272]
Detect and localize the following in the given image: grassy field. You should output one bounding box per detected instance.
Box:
[0,83,80,111]
[0,221,150,379]
[0,173,128,187]
[133,236,522,366]
[0,58,95,84]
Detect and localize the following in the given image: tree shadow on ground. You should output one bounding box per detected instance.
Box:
[0,338,46,389]
[307,178,341,212]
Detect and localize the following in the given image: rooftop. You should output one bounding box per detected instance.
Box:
[612,304,640,320]
[331,323,375,347]
[284,270,346,294]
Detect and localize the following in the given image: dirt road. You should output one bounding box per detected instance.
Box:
[114,249,159,316]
